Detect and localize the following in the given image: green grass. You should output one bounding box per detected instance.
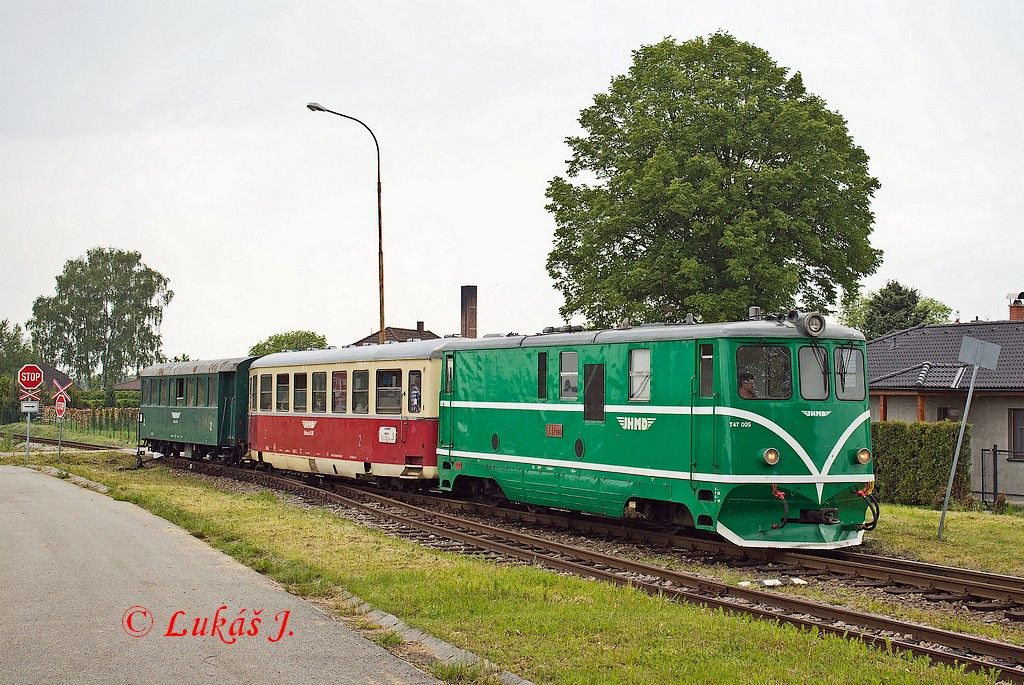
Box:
[2,450,999,685]
[0,421,135,449]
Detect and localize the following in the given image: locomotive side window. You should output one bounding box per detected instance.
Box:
[537,352,547,399]
[376,369,402,414]
[259,374,272,411]
[560,351,579,399]
[799,347,829,400]
[276,373,290,412]
[293,372,308,412]
[835,347,866,401]
[584,364,606,421]
[736,346,792,400]
[408,370,422,413]
[332,371,348,413]
[629,349,651,401]
[352,371,370,414]
[699,345,714,397]
[312,372,327,413]
[445,355,454,394]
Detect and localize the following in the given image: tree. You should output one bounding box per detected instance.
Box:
[249,331,328,356]
[545,33,882,326]
[855,280,952,339]
[0,320,33,417]
[28,248,173,402]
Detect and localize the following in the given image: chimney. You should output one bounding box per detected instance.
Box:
[1011,291,1024,321]
[460,285,478,338]
[417,321,424,332]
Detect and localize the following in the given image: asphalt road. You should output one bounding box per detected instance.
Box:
[0,465,440,685]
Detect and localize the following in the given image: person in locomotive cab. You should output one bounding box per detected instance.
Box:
[738,371,759,399]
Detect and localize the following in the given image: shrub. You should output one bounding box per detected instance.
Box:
[871,420,971,506]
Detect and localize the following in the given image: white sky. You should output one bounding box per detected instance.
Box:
[1,1,1022,361]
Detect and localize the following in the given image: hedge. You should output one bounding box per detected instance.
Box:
[871,420,971,506]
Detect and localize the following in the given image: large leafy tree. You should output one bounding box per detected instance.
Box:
[843,280,952,339]
[249,330,328,356]
[28,248,173,400]
[546,33,882,326]
[0,320,33,416]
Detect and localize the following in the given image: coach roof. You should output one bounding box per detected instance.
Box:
[139,357,255,377]
[250,338,449,369]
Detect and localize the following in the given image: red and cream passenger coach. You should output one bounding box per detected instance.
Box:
[248,339,446,484]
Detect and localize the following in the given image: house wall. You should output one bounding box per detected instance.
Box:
[870,394,1024,502]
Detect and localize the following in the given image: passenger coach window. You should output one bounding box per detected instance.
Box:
[799,347,829,400]
[199,376,208,407]
[175,378,185,405]
[353,371,369,414]
[560,351,578,399]
[312,372,327,413]
[699,345,714,398]
[629,349,651,401]
[332,371,347,413]
[250,376,257,411]
[259,374,272,411]
[293,373,308,412]
[835,347,866,401]
[377,370,402,414]
[160,379,168,405]
[276,373,290,412]
[408,370,422,413]
[187,378,195,407]
[736,346,792,400]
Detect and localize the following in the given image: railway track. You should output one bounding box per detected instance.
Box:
[5,434,114,451]
[163,457,1024,682]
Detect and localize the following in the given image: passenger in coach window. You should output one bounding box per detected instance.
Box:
[409,382,421,413]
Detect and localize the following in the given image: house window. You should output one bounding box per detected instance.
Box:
[560,351,578,399]
[376,369,402,414]
[293,372,307,412]
[352,371,369,414]
[937,407,962,422]
[276,373,290,412]
[1011,409,1024,458]
[259,375,272,411]
[312,372,327,413]
[629,349,651,401]
[332,371,347,413]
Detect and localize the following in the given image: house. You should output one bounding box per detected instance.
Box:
[36,361,79,396]
[867,296,1024,501]
[351,321,440,346]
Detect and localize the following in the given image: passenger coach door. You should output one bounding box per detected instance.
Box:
[438,353,455,452]
[690,341,719,478]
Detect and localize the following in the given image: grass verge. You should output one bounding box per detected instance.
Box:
[0,421,135,448]
[1,450,1005,685]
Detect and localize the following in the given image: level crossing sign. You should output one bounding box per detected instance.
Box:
[18,364,43,401]
[55,394,67,419]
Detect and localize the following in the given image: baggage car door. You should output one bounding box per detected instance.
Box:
[690,341,719,477]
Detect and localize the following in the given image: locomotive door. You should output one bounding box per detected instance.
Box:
[438,352,455,453]
[690,341,719,479]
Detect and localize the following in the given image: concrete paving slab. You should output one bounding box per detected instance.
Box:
[0,465,441,685]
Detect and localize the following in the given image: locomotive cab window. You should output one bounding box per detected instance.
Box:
[537,352,547,399]
[560,351,578,399]
[736,346,792,400]
[259,374,272,411]
[276,374,290,412]
[352,371,369,414]
[312,372,327,413]
[835,347,866,401]
[293,372,308,413]
[799,347,829,400]
[699,345,714,397]
[332,371,347,413]
[629,349,650,401]
[376,369,402,414]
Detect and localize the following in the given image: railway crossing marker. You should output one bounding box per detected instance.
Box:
[18,363,44,464]
[54,394,67,463]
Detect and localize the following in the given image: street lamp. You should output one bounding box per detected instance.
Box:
[307,102,386,345]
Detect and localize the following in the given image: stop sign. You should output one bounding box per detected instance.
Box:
[18,364,43,391]
[55,394,67,419]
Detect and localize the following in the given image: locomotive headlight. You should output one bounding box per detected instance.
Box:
[763,448,781,466]
[803,313,826,336]
[856,448,872,465]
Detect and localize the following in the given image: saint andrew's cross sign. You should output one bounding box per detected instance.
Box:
[18,364,43,401]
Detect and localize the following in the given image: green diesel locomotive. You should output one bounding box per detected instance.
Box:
[436,313,875,549]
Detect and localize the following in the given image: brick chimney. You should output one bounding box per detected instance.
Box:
[417,321,424,332]
[460,285,477,338]
[1011,292,1024,321]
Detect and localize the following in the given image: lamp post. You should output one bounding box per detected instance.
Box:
[307,102,386,345]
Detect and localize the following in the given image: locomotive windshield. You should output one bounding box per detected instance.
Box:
[835,347,866,400]
[736,346,792,400]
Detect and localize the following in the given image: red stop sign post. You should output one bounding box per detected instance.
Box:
[17,363,44,464]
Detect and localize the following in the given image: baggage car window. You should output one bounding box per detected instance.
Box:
[294,373,308,412]
[408,371,422,413]
[799,347,829,400]
[736,346,792,400]
[628,349,651,401]
[537,352,547,399]
[699,345,714,397]
[276,374,290,412]
[353,371,369,414]
[835,347,866,401]
[259,374,272,411]
[312,372,327,413]
[332,371,347,413]
[376,369,402,414]
[560,352,578,399]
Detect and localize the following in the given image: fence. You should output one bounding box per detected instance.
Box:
[2,405,139,446]
[979,446,1024,505]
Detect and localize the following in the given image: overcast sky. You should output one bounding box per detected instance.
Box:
[2,1,1022,361]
